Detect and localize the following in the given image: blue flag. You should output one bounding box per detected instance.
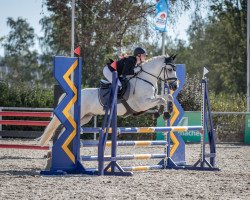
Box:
[154,0,169,32]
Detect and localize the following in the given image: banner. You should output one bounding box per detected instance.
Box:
[157,112,209,143]
[154,0,169,32]
[245,114,250,144]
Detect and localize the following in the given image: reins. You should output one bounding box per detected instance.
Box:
[125,60,178,94]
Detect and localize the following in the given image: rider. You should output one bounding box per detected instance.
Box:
[103,47,147,87]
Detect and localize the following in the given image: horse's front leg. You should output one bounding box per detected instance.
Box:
[154,94,174,120]
[138,95,167,119]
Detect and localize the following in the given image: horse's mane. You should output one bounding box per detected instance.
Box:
[142,55,165,65]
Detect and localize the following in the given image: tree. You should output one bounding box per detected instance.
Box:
[206,0,247,93]
[40,0,155,86]
[167,0,247,94]
[1,17,40,85]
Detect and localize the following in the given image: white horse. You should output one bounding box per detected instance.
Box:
[39,55,178,146]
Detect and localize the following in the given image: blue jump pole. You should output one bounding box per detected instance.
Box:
[81,140,168,147]
[101,72,133,176]
[82,126,203,133]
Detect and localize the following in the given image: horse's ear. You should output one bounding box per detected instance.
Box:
[172,54,177,61]
[165,54,177,63]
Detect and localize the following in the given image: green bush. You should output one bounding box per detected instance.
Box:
[0,82,53,107]
[210,92,246,142]
[178,74,201,111]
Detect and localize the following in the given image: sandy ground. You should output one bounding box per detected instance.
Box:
[0,139,249,200]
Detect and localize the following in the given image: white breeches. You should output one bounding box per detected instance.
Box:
[103,65,122,86]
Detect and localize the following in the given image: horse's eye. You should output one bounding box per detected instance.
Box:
[168,68,172,72]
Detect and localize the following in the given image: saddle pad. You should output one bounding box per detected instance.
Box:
[98,82,130,107]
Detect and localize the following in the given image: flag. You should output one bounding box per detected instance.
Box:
[154,0,169,32]
[110,61,117,70]
[203,67,209,78]
[74,46,81,56]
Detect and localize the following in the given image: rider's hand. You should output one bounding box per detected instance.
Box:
[134,66,142,73]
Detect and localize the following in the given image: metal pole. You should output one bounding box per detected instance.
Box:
[70,0,76,146]
[201,79,206,167]
[111,72,118,173]
[71,0,75,58]
[71,0,75,118]
[162,32,166,55]
[247,0,250,111]
[161,32,166,96]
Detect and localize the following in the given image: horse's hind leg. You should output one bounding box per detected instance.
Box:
[163,94,174,120]
[80,114,94,126]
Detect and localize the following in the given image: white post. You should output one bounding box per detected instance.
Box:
[247,0,250,111]
[200,79,205,164]
[71,0,75,58]
[201,68,209,164]
[71,0,75,116]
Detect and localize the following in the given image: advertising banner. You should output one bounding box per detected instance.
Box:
[157,112,203,142]
[245,114,250,144]
[154,0,169,32]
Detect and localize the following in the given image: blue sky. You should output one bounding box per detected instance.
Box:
[0,0,191,56]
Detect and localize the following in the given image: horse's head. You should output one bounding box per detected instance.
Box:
[164,54,178,91]
[139,55,178,91]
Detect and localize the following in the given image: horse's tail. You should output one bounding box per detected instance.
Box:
[39,93,66,146]
[39,114,61,146]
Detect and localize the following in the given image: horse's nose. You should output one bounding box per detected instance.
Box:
[170,82,178,91]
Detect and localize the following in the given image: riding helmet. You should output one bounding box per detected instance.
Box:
[133,47,146,56]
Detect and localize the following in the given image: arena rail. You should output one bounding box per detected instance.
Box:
[0,107,52,138]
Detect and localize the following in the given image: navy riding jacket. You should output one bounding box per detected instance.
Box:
[117,56,137,77]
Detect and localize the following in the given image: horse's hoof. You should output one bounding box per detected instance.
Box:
[163,112,171,120]
[44,151,52,159]
[153,112,160,119]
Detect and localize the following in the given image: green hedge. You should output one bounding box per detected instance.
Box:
[0,82,53,108]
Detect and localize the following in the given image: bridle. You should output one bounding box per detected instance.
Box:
[136,61,178,88]
[125,57,178,95]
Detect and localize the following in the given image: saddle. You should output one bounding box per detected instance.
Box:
[98,79,145,117]
[98,78,130,106]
